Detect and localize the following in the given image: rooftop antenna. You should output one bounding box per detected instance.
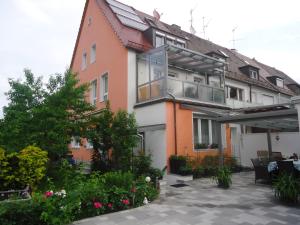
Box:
[202,17,211,40]
[153,8,163,21]
[231,26,238,50]
[189,7,197,34]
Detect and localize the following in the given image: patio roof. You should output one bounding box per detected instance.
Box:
[161,44,227,75]
[181,103,299,131]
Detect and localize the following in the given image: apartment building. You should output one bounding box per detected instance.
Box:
[70,0,300,169]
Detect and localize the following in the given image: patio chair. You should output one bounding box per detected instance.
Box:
[271,152,283,161]
[277,160,295,176]
[251,158,270,184]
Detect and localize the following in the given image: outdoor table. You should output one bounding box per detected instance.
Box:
[268,159,300,172]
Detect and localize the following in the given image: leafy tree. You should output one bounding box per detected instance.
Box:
[0,69,94,160]
[87,103,138,172]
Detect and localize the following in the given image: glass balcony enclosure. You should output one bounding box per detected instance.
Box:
[137,44,227,105]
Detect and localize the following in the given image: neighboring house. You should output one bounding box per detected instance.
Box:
[70,0,300,169]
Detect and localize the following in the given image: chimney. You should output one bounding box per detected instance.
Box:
[171,24,181,30]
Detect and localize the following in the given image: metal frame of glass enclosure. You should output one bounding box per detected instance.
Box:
[137,44,227,105]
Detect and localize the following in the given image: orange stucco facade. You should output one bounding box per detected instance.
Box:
[71,0,128,161]
[166,102,232,166]
[70,0,232,164]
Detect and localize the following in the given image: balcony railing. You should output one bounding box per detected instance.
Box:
[137,44,226,105]
[167,78,225,104]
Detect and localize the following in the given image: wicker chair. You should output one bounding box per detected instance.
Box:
[271,152,283,161]
[251,158,270,184]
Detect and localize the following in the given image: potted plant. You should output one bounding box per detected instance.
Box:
[213,167,232,189]
[274,173,299,204]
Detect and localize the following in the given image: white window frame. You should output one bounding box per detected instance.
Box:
[90,44,96,64]
[71,137,80,149]
[90,79,97,105]
[100,72,108,102]
[192,115,216,151]
[250,70,258,79]
[81,52,87,70]
[276,78,284,88]
[226,86,244,101]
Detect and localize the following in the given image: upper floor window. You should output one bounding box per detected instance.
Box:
[90,44,96,63]
[82,52,87,70]
[100,73,108,102]
[226,86,244,101]
[90,79,97,105]
[155,35,165,47]
[276,78,284,88]
[250,70,258,79]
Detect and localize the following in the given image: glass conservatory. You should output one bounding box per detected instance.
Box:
[137,44,227,105]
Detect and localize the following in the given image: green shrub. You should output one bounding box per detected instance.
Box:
[213,167,232,189]
[0,199,44,225]
[179,165,193,176]
[169,155,188,174]
[18,146,48,189]
[194,143,208,149]
[274,173,300,203]
[102,171,133,190]
[193,166,205,179]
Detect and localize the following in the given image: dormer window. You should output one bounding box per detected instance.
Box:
[276,78,284,88]
[250,70,258,79]
[154,31,186,48]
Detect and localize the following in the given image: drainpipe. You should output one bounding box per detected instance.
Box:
[167,92,178,155]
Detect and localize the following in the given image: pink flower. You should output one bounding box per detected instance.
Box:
[107,203,113,208]
[93,202,102,209]
[122,199,130,205]
[45,191,53,198]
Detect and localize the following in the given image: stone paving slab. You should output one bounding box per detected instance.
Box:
[73,172,300,225]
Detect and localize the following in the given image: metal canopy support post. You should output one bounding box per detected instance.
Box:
[267,129,272,160]
[217,122,223,167]
[291,96,300,137]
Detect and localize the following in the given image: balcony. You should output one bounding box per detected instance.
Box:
[137,44,227,105]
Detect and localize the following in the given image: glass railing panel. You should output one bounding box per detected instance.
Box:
[183,82,198,99]
[213,88,225,103]
[138,84,150,102]
[199,85,213,102]
[150,79,164,98]
[167,79,183,97]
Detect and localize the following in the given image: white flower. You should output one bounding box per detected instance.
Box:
[145,176,151,183]
[143,197,148,205]
[61,189,66,197]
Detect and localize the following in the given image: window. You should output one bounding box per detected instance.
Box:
[90,44,96,63]
[100,73,108,101]
[82,52,87,70]
[90,80,97,105]
[193,117,218,150]
[276,78,284,88]
[226,86,244,101]
[71,137,80,149]
[86,139,93,149]
[194,76,204,84]
[155,35,165,47]
[250,70,258,79]
[166,38,174,45]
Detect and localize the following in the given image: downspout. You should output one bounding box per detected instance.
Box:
[168,92,178,155]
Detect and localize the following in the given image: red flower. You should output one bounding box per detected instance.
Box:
[122,199,130,205]
[131,187,136,193]
[45,191,53,198]
[93,202,102,209]
[107,203,113,208]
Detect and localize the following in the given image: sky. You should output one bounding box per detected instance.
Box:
[0,0,300,117]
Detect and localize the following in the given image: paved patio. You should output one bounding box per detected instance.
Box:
[74,172,300,225]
